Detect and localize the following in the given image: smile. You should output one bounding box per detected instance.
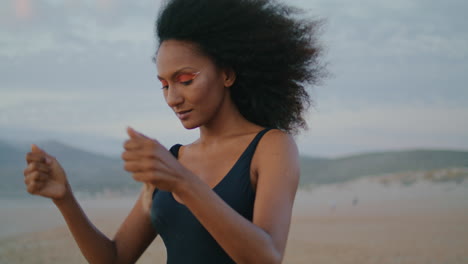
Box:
[176,110,192,120]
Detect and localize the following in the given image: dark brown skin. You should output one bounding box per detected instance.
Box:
[23,39,300,264]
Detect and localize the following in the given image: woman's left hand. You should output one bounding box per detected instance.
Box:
[121,127,190,193]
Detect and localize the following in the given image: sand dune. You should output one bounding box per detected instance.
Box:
[1,178,467,264]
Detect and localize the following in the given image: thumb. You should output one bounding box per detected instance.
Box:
[31,144,44,153]
[127,127,149,139]
[31,144,53,164]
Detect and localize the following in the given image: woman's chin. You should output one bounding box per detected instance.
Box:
[180,120,200,130]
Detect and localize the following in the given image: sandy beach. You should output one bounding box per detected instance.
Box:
[1,177,467,264]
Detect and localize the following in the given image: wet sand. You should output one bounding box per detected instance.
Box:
[1,178,467,264]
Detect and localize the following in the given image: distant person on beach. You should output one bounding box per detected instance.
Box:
[23,0,324,263]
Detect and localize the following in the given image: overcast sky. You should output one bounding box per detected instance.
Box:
[1,0,467,157]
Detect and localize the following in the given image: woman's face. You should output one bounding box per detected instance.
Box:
[156,40,232,129]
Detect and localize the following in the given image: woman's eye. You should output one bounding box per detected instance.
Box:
[160,80,169,89]
[180,80,193,85]
[176,73,196,85]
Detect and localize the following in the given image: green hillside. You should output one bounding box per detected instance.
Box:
[0,140,138,196]
[2,139,467,196]
[300,150,468,185]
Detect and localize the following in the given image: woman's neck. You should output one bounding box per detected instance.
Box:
[197,96,260,145]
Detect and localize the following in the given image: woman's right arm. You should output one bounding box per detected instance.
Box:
[24,144,157,264]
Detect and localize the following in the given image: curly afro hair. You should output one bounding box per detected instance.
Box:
[155,0,326,134]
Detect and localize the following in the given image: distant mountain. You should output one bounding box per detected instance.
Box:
[1,139,467,197]
[300,150,468,185]
[0,141,24,163]
[0,139,138,197]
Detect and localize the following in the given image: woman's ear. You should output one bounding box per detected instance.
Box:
[223,68,236,88]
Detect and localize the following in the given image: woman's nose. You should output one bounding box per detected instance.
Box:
[165,86,184,107]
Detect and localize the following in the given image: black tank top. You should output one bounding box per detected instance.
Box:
[150,128,271,264]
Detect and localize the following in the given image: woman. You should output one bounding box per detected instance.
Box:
[23,0,324,263]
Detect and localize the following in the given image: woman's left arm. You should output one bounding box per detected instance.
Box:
[123,128,299,264]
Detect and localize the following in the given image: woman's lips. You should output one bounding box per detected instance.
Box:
[176,110,192,120]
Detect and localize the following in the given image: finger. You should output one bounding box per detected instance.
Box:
[125,159,158,172]
[24,175,47,186]
[31,144,54,164]
[122,147,163,163]
[124,161,144,172]
[24,171,48,185]
[127,127,149,139]
[24,162,50,176]
[31,144,45,154]
[130,147,158,159]
[27,180,45,194]
[142,139,166,153]
[121,151,141,161]
[123,139,143,151]
[141,159,158,170]
[132,171,156,182]
[27,181,37,194]
[26,152,47,164]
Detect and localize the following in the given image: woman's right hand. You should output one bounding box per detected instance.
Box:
[24,144,70,200]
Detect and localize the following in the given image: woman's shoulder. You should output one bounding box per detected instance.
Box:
[260,128,298,153]
[253,128,299,170]
[251,128,300,192]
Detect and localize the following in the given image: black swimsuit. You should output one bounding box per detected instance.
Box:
[150,128,271,264]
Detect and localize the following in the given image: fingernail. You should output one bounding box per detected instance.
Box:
[45,157,52,164]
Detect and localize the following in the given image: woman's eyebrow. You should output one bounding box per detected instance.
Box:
[157,67,198,80]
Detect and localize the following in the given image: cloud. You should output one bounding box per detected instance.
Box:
[15,0,33,20]
[0,1,160,93]
[0,31,56,58]
[0,90,84,108]
[0,88,197,154]
[0,88,180,141]
[298,103,468,157]
[1,0,159,58]
[1,0,467,156]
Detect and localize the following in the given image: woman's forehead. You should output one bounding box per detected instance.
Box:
[156,40,208,73]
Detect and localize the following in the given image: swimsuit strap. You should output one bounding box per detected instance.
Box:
[168,128,273,159]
